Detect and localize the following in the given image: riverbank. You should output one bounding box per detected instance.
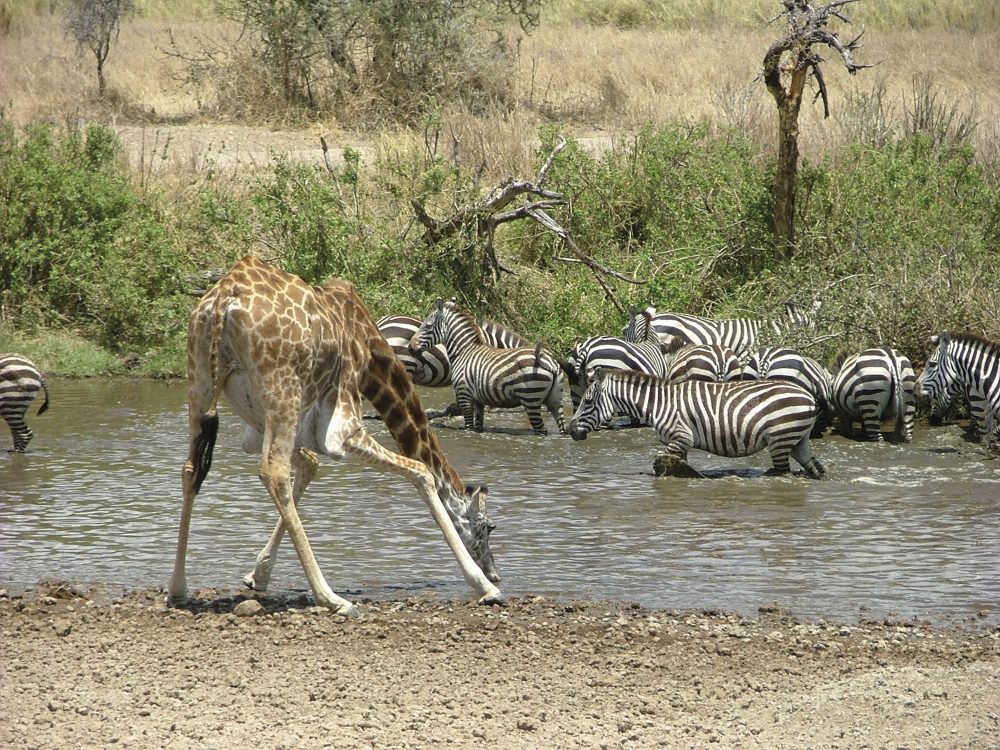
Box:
[2,582,998,749]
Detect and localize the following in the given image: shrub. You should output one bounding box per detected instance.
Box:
[0,121,192,351]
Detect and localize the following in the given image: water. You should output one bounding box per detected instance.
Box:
[1,378,997,623]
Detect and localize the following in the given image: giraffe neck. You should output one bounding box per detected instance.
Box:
[362,336,463,493]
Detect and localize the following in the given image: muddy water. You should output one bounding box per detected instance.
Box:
[1,379,997,623]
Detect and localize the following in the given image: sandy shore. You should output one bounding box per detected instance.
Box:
[1,581,998,749]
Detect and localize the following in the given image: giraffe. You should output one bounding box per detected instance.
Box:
[167,256,504,616]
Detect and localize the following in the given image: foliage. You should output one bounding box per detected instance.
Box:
[188,0,540,123]
[0,121,193,353]
[2,121,999,377]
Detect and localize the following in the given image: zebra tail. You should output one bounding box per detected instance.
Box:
[560,358,579,385]
[36,377,50,416]
[890,355,906,435]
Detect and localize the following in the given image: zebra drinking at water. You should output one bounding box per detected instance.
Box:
[410,299,566,435]
[831,348,915,442]
[915,331,1000,443]
[567,368,825,478]
[743,346,834,436]
[623,301,819,359]
[1,353,50,452]
[377,314,528,388]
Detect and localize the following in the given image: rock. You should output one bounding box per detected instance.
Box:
[233,600,265,617]
[652,453,703,478]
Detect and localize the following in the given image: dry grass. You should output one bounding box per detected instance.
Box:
[1,3,997,181]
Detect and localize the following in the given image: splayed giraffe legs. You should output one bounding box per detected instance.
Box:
[242,446,320,593]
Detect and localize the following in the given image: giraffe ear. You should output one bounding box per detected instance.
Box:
[467,484,489,512]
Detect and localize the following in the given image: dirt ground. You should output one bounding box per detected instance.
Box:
[1,582,998,750]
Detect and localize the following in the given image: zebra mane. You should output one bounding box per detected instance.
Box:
[944,331,1000,353]
[660,337,688,355]
[829,348,852,375]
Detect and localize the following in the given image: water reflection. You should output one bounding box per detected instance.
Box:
[0,378,997,622]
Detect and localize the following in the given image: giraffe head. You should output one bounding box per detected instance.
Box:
[448,483,500,583]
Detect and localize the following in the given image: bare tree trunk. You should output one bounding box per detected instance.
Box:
[770,68,807,256]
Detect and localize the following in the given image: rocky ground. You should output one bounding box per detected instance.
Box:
[1,581,998,750]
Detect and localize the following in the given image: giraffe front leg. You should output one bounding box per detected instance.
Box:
[243,447,320,592]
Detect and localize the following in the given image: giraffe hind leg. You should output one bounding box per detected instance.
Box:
[243,446,320,593]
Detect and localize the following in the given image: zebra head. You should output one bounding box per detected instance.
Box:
[568,367,616,441]
[622,304,656,343]
[915,332,960,422]
[411,298,483,357]
[410,297,449,357]
[446,483,500,583]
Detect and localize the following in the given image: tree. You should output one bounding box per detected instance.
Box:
[63,0,135,98]
[219,0,540,119]
[762,0,872,253]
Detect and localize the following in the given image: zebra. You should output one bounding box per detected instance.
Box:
[915,331,1000,443]
[563,309,670,409]
[410,298,566,435]
[377,314,529,388]
[1,353,50,452]
[831,348,915,442]
[567,368,825,478]
[743,346,834,436]
[623,307,741,384]
[663,341,742,384]
[622,301,819,359]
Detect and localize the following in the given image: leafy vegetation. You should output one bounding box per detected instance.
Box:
[2,118,998,377]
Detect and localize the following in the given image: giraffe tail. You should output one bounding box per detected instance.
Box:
[189,273,235,494]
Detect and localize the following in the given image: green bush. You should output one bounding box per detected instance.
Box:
[0,122,193,351]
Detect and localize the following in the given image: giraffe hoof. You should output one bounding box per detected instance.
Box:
[478,590,507,607]
[333,603,360,618]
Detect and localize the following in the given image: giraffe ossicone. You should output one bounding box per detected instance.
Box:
[168,256,503,615]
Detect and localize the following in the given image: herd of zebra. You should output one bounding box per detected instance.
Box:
[376,299,1000,477]
[3,302,999,478]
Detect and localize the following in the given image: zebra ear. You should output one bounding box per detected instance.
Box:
[628,304,637,316]
[435,297,445,311]
[939,331,951,347]
[929,334,940,345]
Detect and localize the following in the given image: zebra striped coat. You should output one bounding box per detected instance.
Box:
[622,309,741,384]
[1,353,50,452]
[743,346,834,435]
[568,368,825,478]
[622,302,818,359]
[916,331,1000,441]
[377,314,528,388]
[411,299,566,435]
[831,348,915,442]
[563,334,669,409]
[663,342,742,384]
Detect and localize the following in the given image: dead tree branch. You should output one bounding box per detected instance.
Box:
[410,136,643,307]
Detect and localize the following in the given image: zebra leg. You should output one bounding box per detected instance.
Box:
[653,433,701,478]
[472,403,486,431]
[524,407,549,436]
[789,435,826,479]
[7,420,32,453]
[544,382,567,435]
[457,396,478,431]
[860,406,884,442]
